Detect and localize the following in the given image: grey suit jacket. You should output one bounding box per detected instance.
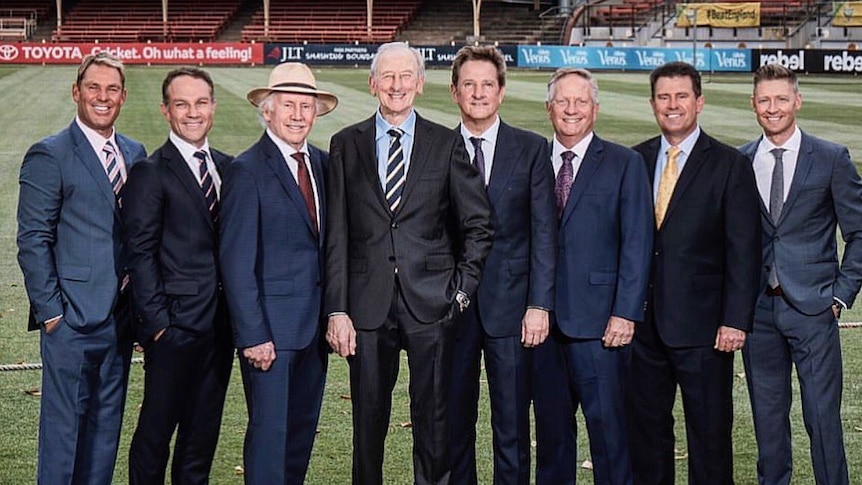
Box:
[740,130,862,315]
[18,121,146,331]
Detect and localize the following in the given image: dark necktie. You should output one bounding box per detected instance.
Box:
[291,152,318,235]
[194,150,219,224]
[103,140,124,207]
[555,150,575,219]
[469,136,486,185]
[385,128,405,212]
[769,148,787,223]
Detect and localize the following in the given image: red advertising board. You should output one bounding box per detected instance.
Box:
[0,42,264,65]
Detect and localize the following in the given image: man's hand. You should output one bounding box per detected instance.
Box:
[714,326,746,352]
[602,316,634,348]
[521,308,549,348]
[242,341,277,371]
[43,315,62,334]
[327,314,357,358]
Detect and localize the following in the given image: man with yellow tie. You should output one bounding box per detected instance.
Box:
[626,61,762,485]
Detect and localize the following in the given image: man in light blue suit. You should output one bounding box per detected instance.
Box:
[537,68,653,485]
[740,63,862,485]
[219,62,336,484]
[17,52,146,484]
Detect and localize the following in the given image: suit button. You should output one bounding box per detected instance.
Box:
[391,222,398,229]
[654,251,660,256]
[388,256,395,262]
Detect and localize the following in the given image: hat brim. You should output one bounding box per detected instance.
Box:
[247,85,338,116]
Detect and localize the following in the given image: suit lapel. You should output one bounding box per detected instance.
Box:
[398,115,433,214]
[309,145,326,245]
[561,136,602,226]
[260,134,317,236]
[70,123,118,213]
[662,132,710,228]
[777,132,814,226]
[162,140,213,229]
[353,117,389,212]
[741,136,772,224]
[487,123,518,205]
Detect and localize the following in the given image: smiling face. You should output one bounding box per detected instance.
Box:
[546,73,599,148]
[262,91,318,150]
[161,75,215,148]
[752,78,801,146]
[72,63,126,138]
[370,47,424,125]
[649,75,704,146]
[451,59,505,133]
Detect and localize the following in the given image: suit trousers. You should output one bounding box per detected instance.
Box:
[449,304,532,485]
[627,318,735,485]
[239,335,328,485]
[129,325,233,485]
[37,315,132,485]
[531,330,576,485]
[349,283,458,485]
[560,337,632,485]
[743,295,848,485]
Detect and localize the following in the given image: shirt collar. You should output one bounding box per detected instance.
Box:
[375,108,417,141]
[460,116,500,143]
[75,116,117,153]
[660,125,701,158]
[553,131,594,161]
[266,128,308,159]
[169,131,210,161]
[757,125,801,156]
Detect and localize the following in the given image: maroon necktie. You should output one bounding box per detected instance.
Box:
[291,152,318,235]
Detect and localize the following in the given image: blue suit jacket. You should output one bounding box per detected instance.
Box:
[555,135,653,338]
[740,131,862,315]
[18,121,146,332]
[219,133,327,351]
[472,122,556,337]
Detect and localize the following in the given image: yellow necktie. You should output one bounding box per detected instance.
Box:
[655,146,681,229]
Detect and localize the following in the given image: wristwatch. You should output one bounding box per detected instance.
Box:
[455,291,470,313]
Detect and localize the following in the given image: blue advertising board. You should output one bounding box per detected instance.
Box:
[517,45,751,72]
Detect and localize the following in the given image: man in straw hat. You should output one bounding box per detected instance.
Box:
[219,62,337,483]
[324,41,493,484]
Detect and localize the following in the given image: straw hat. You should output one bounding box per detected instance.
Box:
[246,63,338,115]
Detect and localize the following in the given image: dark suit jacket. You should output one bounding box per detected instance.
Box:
[556,135,653,338]
[470,122,556,337]
[740,131,862,315]
[122,140,232,346]
[634,130,761,347]
[325,113,493,328]
[220,133,327,351]
[18,121,146,332]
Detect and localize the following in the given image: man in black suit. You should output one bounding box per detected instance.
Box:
[325,41,493,485]
[123,67,233,484]
[627,62,761,485]
[447,45,556,485]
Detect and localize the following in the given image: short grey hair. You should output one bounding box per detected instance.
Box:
[370,42,425,80]
[546,68,599,104]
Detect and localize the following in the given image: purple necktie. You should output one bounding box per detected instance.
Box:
[555,150,575,219]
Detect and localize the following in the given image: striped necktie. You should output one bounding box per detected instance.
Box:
[194,150,218,224]
[385,128,405,212]
[102,140,124,207]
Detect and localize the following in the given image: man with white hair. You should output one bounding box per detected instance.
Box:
[325,42,493,484]
[220,62,337,484]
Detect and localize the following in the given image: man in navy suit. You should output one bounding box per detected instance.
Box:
[219,62,337,484]
[740,63,862,485]
[627,62,761,485]
[325,42,492,485]
[544,68,653,485]
[447,45,557,485]
[124,67,233,484]
[17,52,146,485]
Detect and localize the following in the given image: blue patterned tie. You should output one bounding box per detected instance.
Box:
[194,150,218,224]
[385,128,405,212]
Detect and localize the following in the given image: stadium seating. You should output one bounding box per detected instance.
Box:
[240,0,422,43]
[0,0,52,40]
[52,0,242,42]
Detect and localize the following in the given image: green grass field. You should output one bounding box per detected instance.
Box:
[1,65,861,484]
